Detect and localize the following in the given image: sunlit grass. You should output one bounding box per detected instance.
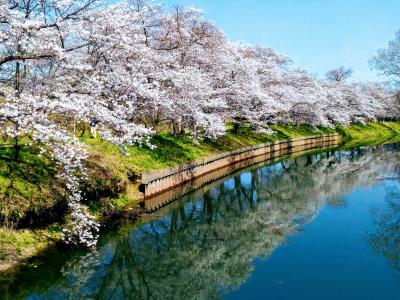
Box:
[338,122,400,148]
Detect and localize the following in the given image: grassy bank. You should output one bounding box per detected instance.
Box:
[0,122,399,272]
[337,122,400,147]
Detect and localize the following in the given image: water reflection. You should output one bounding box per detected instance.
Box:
[368,165,400,271]
[2,144,400,300]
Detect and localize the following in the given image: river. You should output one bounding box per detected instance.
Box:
[1,143,400,299]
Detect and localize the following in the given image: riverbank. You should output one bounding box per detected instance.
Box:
[1,122,400,272]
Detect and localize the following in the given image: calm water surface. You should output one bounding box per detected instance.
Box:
[1,144,400,300]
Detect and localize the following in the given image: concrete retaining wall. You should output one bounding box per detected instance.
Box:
[140,134,340,203]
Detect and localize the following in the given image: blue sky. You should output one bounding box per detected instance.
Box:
[164,0,400,82]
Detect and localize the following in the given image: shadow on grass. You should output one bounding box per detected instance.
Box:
[0,144,66,229]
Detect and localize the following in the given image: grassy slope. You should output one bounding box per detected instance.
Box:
[0,122,399,271]
[337,122,400,147]
[85,124,335,175]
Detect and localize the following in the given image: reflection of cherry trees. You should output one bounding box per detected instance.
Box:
[367,144,400,271]
[369,182,400,271]
[3,145,400,299]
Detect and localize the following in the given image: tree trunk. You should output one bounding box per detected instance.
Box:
[233,122,241,135]
[172,117,183,137]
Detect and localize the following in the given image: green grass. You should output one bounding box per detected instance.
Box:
[0,227,59,271]
[0,144,66,228]
[110,194,131,212]
[84,123,337,176]
[337,122,400,148]
[270,124,336,138]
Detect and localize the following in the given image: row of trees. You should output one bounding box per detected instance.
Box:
[0,0,399,246]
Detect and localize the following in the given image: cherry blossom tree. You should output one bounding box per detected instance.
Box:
[0,0,396,247]
[0,0,152,246]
